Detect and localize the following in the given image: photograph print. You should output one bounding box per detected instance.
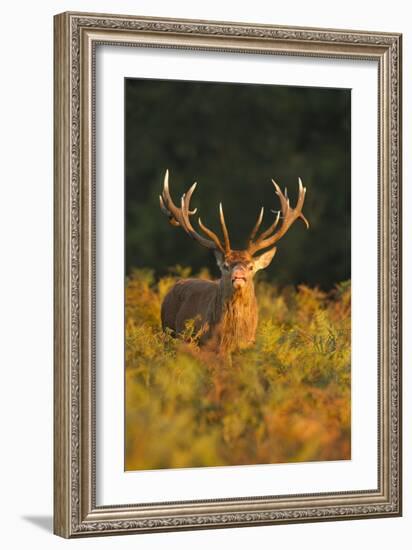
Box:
[124,77,351,471]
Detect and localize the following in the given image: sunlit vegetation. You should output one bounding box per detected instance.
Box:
[125,268,351,471]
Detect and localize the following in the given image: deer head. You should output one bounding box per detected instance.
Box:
[159,170,309,292]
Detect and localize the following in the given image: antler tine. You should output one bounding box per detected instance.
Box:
[161,169,186,227]
[272,179,290,215]
[159,195,180,226]
[198,217,225,252]
[182,187,225,252]
[181,189,225,253]
[247,206,264,246]
[297,178,310,228]
[183,182,198,215]
[248,178,309,255]
[219,203,231,253]
[159,169,225,253]
[251,179,288,242]
[256,210,281,242]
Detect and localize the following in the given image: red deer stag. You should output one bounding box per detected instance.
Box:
[159,170,309,353]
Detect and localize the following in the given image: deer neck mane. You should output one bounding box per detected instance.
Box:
[208,278,258,352]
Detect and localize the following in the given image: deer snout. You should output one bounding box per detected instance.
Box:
[231,265,247,289]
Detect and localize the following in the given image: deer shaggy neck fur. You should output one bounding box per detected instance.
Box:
[207,279,258,353]
[161,277,258,354]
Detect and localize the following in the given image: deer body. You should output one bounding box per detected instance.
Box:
[159,170,309,353]
[161,268,258,352]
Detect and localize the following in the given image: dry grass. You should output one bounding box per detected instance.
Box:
[125,267,351,470]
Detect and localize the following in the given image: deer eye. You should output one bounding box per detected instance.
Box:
[248,264,254,271]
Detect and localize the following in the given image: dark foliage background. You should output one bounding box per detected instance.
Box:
[125,78,350,289]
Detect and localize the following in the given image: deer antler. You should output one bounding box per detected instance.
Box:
[159,170,231,254]
[247,178,309,255]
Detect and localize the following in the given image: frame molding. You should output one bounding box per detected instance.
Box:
[54,11,402,538]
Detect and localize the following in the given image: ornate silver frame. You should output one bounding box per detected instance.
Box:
[53,11,402,538]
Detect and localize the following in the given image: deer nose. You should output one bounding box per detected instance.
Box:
[231,265,247,289]
[232,266,246,279]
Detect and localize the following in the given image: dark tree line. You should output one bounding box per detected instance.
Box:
[125,78,350,289]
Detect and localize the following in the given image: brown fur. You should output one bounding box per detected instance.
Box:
[161,249,275,353]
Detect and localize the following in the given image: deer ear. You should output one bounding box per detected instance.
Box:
[214,250,225,270]
[253,247,277,272]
